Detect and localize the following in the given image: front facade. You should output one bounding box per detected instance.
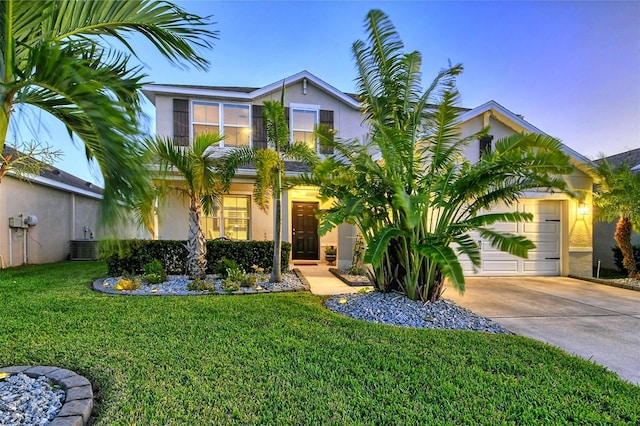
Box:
[143,71,595,277]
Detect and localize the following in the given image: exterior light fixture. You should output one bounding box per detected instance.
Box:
[578,202,590,216]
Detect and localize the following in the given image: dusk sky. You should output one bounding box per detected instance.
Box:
[9,0,640,185]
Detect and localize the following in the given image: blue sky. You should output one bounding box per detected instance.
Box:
[9,0,640,185]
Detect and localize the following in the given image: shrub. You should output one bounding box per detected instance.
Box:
[214,258,239,278]
[612,245,640,274]
[226,266,245,282]
[221,278,240,292]
[241,274,260,288]
[187,278,215,292]
[143,259,167,283]
[103,240,291,276]
[114,277,141,291]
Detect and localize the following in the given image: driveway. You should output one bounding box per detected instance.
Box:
[445,277,640,385]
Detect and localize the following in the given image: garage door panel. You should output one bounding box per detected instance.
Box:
[470,200,561,276]
[522,222,559,235]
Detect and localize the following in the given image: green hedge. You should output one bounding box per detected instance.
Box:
[612,245,640,274]
[103,239,291,276]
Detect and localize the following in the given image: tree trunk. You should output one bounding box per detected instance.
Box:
[0,96,12,182]
[270,191,283,283]
[187,197,207,279]
[614,215,637,278]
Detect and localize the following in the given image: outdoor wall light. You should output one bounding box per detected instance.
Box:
[578,202,590,216]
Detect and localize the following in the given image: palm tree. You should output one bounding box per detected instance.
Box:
[144,133,224,279]
[594,160,640,277]
[218,97,317,282]
[302,10,574,301]
[0,0,217,223]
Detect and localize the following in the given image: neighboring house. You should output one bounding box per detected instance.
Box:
[593,148,640,271]
[0,147,103,266]
[142,70,596,277]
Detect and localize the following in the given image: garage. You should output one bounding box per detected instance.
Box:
[464,200,562,276]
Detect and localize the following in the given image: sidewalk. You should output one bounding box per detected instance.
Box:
[293,264,365,295]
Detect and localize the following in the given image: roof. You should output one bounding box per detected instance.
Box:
[457,100,598,178]
[2,146,103,198]
[598,148,640,171]
[142,70,361,110]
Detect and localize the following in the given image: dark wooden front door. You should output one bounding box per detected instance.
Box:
[292,202,319,260]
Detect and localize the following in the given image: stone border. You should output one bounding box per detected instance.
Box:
[569,274,640,291]
[328,268,372,287]
[0,365,93,426]
[92,274,310,296]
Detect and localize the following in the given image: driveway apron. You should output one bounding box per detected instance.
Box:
[445,277,640,385]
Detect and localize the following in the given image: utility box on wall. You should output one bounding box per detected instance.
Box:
[9,216,27,228]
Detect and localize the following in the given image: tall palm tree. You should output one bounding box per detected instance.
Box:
[594,160,640,277]
[144,133,224,279]
[218,97,317,282]
[302,10,574,301]
[0,0,217,223]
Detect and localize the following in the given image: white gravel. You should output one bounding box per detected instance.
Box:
[0,374,64,426]
[101,273,304,295]
[325,291,512,334]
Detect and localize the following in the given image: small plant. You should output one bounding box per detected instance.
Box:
[325,245,337,255]
[251,264,265,274]
[143,259,166,283]
[348,234,366,275]
[241,274,260,288]
[187,278,215,291]
[114,277,141,291]
[214,258,240,278]
[221,278,240,292]
[226,266,245,282]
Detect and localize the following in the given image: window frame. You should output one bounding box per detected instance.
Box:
[190,100,252,148]
[290,103,320,153]
[201,195,251,241]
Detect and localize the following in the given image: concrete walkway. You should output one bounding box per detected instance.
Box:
[294,264,365,295]
[445,276,640,385]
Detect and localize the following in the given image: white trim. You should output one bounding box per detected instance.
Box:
[7,172,103,199]
[457,100,596,168]
[142,70,361,110]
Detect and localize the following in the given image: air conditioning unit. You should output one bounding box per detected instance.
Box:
[69,239,98,261]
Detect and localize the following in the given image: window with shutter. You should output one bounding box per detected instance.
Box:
[479,135,493,158]
[173,99,190,146]
[252,105,267,149]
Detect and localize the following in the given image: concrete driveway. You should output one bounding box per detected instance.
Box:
[445,277,640,385]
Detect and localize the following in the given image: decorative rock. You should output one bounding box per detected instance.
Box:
[325,292,512,334]
[0,366,93,426]
[94,272,308,296]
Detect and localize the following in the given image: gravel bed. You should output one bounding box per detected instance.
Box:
[0,373,64,426]
[325,292,511,334]
[101,272,304,295]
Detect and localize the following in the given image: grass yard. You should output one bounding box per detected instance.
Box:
[0,262,638,425]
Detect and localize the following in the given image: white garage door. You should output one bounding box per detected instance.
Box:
[463,200,561,276]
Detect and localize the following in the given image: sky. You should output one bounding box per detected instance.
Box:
[8,0,640,186]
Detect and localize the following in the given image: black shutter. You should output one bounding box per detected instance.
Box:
[173,99,190,146]
[252,105,267,149]
[479,135,493,158]
[319,109,334,154]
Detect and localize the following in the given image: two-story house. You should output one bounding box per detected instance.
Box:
[142,70,596,277]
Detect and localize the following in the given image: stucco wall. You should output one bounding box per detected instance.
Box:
[0,177,101,266]
[593,220,640,271]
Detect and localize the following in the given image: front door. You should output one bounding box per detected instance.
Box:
[292,202,319,260]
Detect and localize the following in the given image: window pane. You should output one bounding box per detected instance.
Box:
[193,124,220,137]
[222,196,250,240]
[224,104,250,127]
[293,130,316,150]
[224,126,251,147]
[193,102,219,124]
[292,109,317,130]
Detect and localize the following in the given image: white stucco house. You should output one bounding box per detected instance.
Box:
[142,70,596,277]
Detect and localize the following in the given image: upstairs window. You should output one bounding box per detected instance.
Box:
[479,135,494,158]
[192,101,251,147]
[291,107,318,151]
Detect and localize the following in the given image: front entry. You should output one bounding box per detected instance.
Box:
[292,202,319,260]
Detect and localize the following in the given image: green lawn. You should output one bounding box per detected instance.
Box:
[1,262,638,425]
